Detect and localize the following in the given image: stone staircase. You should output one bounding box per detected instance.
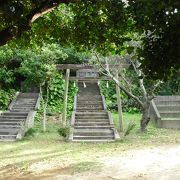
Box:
[149,96,180,130]
[69,81,120,142]
[0,92,40,141]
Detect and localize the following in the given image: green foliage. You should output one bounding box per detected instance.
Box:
[18,44,66,86]
[128,0,179,79]
[47,72,64,113]
[24,128,37,138]
[67,82,78,116]
[0,0,179,80]
[0,89,16,110]
[0,42,82,113]
[0,68,15,88]
[100,80,140,113]
[158,71,180,95]
[57,125,69,138]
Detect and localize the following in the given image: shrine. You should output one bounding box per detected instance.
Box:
[57,63,128,142]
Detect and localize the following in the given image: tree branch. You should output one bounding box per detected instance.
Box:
[94,52,144,108]
[0,0,74,46]
[130,59,147,100]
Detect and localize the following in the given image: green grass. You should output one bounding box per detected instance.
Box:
[0,112,179,177]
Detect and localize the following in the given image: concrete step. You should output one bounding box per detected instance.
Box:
[157,105,180,111]
[0,135,17,141]
[73,135,114,140]
[15,100,36,102]
[155,101,180,106]
[12,107,34,110]
[77,103,103,106]
[72,139,114,142]
[75,122,110,125]
[77,105,103,108]
[77,110,107,112]
[15,102,35,105]
[73,129,114,136]
[0,119,24,122]
[0,116,26,120]
[161,118,180,121]
[76,111,107,115]
[76,115,108,119]
[1,112,28,116]
[12,105,34,108]
[78,96,102,100]
[77,100,102,104]
[0,124,21,128]
[76,117,108,121]
[14,103,35,105]
[74,126,113,129]
[15,100,36,103]
[160,111,180,118]
[78,93,101,95]
[18,92,39,97]
[0,122,22,125]
[76,119,109,123]
[0,127,20,131]
[76,117,109,121]
[76,108,104,111]
[0,129,19,134]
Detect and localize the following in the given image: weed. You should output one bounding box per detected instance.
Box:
[57,125,69,138]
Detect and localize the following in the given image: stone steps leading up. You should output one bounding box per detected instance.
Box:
[150,96,180,129]
[69,81,119,142]
[0,92,40,141]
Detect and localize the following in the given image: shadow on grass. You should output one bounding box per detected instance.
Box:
[0,149,73,176]
[0,161,103,180]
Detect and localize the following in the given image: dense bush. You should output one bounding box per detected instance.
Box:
[0,89,16,110]
[0,44,81,114]
[57,125,70,138]
[100,80,141,113]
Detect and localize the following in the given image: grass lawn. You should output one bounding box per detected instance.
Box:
[0,112,180,179]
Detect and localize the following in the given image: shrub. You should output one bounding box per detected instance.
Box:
[24,128,37,137]
[57,125,70,138]
[0,89,16,110]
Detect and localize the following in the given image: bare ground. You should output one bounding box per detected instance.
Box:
[1,144,180,180]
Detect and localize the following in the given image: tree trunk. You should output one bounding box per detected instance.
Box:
[140,100,151,132]
[40,84,47,132]
[43,106,47,132]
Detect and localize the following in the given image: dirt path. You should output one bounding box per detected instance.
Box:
[1,144,180,180]
[47,144,180,180]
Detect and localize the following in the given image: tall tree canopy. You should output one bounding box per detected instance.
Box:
[0,0,179,79]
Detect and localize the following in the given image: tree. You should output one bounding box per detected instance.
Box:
[18,43,67,131]
[0,0,73,46]
[127,0,180,79]
[94,51,162,132]
[0,0,179,79]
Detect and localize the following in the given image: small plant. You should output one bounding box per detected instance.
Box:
[24,128,37,137]
[124,121,136,136]
[57,125,69,138]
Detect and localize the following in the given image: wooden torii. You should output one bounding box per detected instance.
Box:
[57,63,129,132]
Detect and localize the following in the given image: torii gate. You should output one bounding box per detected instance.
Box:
[57,63,129,132]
